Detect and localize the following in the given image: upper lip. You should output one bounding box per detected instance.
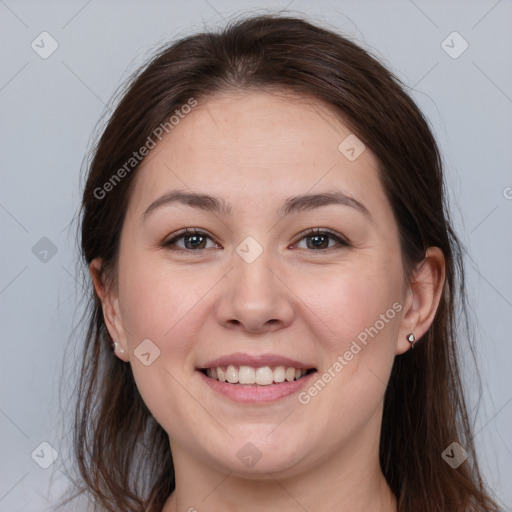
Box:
[198,353,315,369]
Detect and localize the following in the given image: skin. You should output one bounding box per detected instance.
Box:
[90,90,445,512]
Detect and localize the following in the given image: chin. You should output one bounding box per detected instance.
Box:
[203,435,308,477]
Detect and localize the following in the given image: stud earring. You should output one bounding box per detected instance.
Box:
[114,342,125,354]
[407,333,416,349]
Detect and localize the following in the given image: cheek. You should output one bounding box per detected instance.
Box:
[291,256,403,413]
[118,261,212,437]
[295,257,404,354]
[118,258,210,349]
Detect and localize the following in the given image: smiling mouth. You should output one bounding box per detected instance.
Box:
[199,365,317,386]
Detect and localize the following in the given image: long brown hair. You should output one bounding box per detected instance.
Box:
[72,12,500,512]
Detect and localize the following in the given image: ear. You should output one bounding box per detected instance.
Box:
[396,247,446,355]
[89,258,130,362]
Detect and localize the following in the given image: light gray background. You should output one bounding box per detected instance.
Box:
[1,1,511,510]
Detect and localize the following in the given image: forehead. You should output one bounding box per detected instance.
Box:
[126,90,386,218]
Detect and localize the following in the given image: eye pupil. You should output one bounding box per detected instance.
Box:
[185,234,206,249]
[307,235,329,249]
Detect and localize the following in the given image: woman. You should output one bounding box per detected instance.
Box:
[72,12,500,512]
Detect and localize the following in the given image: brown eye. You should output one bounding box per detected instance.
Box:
[163,229,219,251]
[295,229,350,251]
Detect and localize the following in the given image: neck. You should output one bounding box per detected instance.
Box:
[162,428,397,512]
[165,470,396,512]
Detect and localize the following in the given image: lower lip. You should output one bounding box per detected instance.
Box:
[197,370,316,404]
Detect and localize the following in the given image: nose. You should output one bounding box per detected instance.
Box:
[215,248,295,334]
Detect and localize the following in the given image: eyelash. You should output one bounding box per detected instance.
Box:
[161,227,351,253]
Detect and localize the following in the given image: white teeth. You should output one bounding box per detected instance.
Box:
[273,366,285,383]
[239,366,256,384]
[226,365,238,384]
[255,367,274,386]
[205,365,309,385]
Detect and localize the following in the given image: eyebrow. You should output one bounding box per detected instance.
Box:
[142,189,372,221]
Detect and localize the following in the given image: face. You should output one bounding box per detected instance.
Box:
[99,90,415,478]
